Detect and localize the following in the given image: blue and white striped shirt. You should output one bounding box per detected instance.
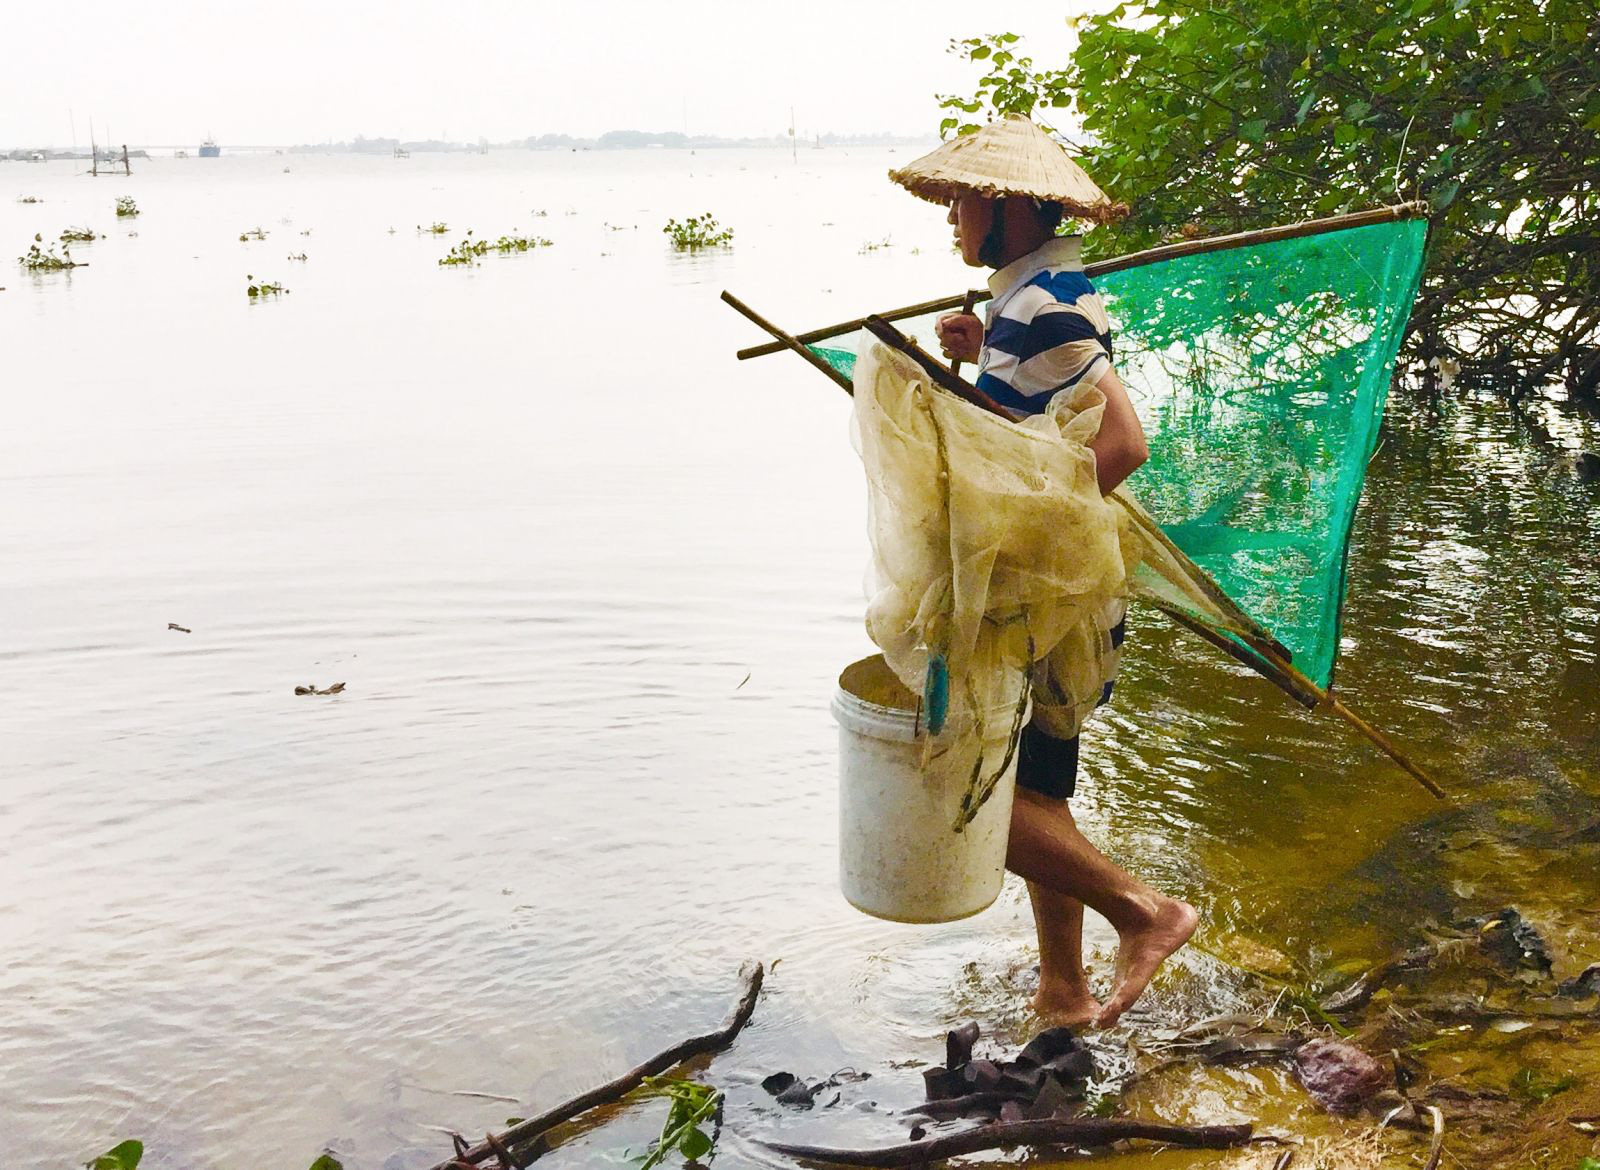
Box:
[975,236,1113,419]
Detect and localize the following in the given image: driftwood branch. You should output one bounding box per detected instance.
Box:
[764,1118,1254,1166]
[427,960,764,1170]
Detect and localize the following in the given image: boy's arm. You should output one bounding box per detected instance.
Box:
[1089,365,1148,495]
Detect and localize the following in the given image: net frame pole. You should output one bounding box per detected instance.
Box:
[734,201,1431,361]
[723,293,1450,802]
[720,291,855,395]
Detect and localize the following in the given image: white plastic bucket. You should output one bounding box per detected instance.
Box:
[831,654,1027,923]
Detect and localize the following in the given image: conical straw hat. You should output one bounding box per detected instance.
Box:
[889,114,1128,224]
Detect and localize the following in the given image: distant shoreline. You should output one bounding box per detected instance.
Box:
[3,131,937,158]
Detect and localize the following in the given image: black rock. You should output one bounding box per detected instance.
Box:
[1557,962,1600,998]
[761,1072,799,1096]
[775,1080,818,1109]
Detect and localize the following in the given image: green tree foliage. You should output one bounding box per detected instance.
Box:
[939,3,1600,397]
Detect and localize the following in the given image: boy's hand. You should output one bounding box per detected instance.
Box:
[935,313,983,365]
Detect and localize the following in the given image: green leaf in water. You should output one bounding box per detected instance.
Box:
[679,1127,713,1160]
[1510,1066,1576,1103]
[307,1155,344,1170]
[86,1141,143,1170]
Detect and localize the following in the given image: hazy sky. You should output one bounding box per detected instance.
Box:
[3,2,1088,147]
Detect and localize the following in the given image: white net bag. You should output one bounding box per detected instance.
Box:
[850,341,1141,828]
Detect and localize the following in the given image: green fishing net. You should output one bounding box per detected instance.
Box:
[816,217,1428,687]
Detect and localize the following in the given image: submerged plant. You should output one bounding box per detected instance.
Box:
[239,227,268,241]
[635,1077,720,1169]
[663,213,732,251]
[18,235,81,270]
[60,226,97,242]
[114,196,139,217]
[245,274,287,298]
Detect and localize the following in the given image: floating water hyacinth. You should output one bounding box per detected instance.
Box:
[663,213,732,250]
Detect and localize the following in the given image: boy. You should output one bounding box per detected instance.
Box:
[892,116,1197,1028]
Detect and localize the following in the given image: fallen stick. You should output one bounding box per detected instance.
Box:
[428,960,764,1170]
[763,1117,1255,1166]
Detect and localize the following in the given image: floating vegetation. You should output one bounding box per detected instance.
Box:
[294,682,344,696]
[18,235,81,270]
[60,226,97,243]
[635,1077,720,1169]
[859,236,894,253]
[17,195,42,204]
[245,274,287,298]
[114,196,139,217]
[85,1140,142,1170]
[439,235,490,266]
[663,213,732,250]
[286,252,308,262]
[438,230,553,266]
[418,222,450,234]
[491,232,552,253]
[239,227,268,241]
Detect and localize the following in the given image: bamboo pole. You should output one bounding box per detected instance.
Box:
[735,202,1430,361]
[720,291,854,395]
[859,315,1012,419]
[948,288,980,378]
[736,288,987,362]
[1323,693,1448,800]
[726,297,1449,801]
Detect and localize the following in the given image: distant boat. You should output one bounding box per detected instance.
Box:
[174,149,189,159]
[394,146,410,159]
[28,151,45,162]
[199,138,220,158]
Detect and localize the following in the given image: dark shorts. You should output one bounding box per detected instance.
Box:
[1014,619,1125,801]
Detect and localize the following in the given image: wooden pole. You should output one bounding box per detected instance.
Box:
[948,288,980,377]
[720,291,854,395]
[726,296,1450,803]
[1323,693,1448,801]
[859,315,1012,419]
[735,202,1429,360]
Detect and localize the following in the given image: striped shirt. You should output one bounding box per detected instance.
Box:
[975,236,1113,418]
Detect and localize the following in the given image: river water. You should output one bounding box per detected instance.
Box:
[2,150,1596,1169]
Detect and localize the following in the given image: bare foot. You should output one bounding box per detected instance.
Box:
[1093,897,1199,1028]
[1032,981,1103,1030]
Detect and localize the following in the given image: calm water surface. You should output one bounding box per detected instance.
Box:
[2,150,1597,1168]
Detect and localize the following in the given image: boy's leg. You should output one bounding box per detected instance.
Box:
[1008,788,1197,1027]
[1025,880,1100,1026]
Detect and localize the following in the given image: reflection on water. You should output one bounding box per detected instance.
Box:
[1,153,1597,1169]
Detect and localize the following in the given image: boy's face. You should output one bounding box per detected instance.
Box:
[948,192,994,267]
